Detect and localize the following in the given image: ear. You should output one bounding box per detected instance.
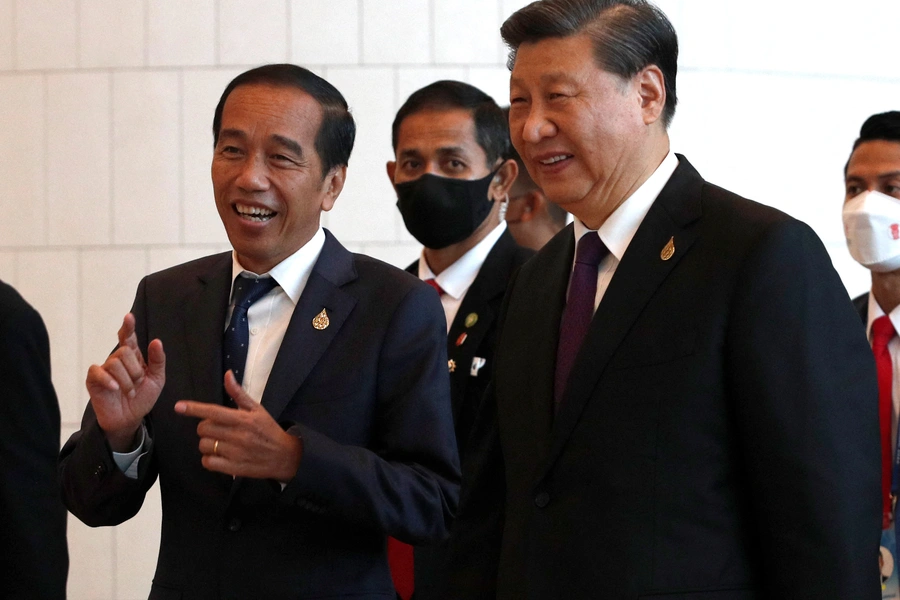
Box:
[320,165,347,212]
[636,65,666,126]
[489,158,519,201]
[386,160,397,186]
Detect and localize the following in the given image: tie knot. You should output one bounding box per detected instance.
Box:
[232,276,279,309]
[873,314,896,348]
[424,278,445,296]
[575,233,607,267]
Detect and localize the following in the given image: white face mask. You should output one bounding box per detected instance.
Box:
[843,190,900,272]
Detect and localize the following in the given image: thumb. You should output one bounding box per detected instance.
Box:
[146,339,166,381]
[224,370,257,410]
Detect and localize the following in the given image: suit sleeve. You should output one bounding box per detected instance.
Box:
[727,219,881,598]
[59,277,159,527]
[0,297,69,598]
[278,283,461,544]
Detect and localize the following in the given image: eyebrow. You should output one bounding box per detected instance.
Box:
[398,146,469,159]
[510,71,576,87]
[271,134,304,158]
[217,129,304,158]
[846,171,900,181]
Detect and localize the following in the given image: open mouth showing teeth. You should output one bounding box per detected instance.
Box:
[235,203,276,222]
[540,155,572,165]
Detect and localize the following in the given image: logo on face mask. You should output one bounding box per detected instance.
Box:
[843,190,900,272]
[395,171,496,249]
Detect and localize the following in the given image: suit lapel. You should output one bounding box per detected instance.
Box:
[184,253,232,406]
[539,157,704,480]
[502,227,574,455]
[260,231,358,421]
[446,231,518,415]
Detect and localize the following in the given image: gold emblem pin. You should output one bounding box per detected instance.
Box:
[312,308,330,330]
[660,236,675,261]
[464,312,478,328]
[448,359,457,373]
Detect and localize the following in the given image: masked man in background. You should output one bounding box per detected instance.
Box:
[843,110,900,599]
[384,80,533,600]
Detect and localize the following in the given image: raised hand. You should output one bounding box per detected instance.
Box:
[86,313,166,452]
[174,370,303,483]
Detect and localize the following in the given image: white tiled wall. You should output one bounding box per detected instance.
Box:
[0,1,896,598]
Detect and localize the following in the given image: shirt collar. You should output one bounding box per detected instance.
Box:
[418,221,507,300]
[230,227,326,305]
[573,151,678,258]
[866,291,900,341]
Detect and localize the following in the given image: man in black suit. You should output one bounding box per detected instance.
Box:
[0,281,68,598]
[442,1,881,598]
[841,110,900,596]
[385,80,533,600]
[59,64,459,599]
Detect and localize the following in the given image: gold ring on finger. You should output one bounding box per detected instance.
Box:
[213,439,219,455]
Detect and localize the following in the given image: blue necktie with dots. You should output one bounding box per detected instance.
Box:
[223,275,279,404]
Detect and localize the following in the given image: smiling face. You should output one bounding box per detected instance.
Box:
[212,83,345,274]
[845,140,900,202]
[508,33,657,223]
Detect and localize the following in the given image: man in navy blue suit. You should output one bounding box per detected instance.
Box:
[60,64,459,600]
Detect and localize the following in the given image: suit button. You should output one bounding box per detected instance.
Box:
[94,464,107,479]
[227,517,241,532]
[534,492,550,508]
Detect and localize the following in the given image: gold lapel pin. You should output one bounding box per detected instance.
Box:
[660,236,675,261]
[464,312,478,328]
[312,308,330,330]
[448,359,457,373]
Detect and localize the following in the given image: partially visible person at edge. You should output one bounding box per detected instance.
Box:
[842,110,900,599]
[0,280,68,599]
[440,1,881,598]
[59,63,459,600]
[384,80,533,600]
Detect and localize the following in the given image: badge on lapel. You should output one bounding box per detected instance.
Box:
[470,357,486,377]
[312,308,329,330]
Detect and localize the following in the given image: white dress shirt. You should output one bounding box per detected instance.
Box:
[114,228,327,477]
[418,221,507,332]
[866,292,900,450]
[572,151,679,312]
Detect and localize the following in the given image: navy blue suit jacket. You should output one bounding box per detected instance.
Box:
[60,231,460,599]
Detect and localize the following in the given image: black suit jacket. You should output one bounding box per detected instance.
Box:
[0,281,68,599]
[405,229,532,599]
[60,231,460,600]
[854,292,869,324]
[443,156,881,599]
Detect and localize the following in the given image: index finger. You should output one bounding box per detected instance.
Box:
[174,400,243,425]
[117,313,139,351]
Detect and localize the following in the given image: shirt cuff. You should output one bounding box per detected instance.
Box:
[112,423,149,479]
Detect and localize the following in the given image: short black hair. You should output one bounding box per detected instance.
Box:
[852,111,900,151]
[391,80,510,167]
[845,111,900,176]
[212,64,356,179]
[501,0,678,128]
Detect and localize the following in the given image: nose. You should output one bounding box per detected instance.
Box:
[519,103,557,145]
[234,155,270,192]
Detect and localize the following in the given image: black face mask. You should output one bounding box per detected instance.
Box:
[395,171,496,250]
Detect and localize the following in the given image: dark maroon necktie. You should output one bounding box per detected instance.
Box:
[554,233,608,412]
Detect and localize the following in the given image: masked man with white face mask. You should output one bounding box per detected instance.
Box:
[843,110,900,599]
[384,80,534,600]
